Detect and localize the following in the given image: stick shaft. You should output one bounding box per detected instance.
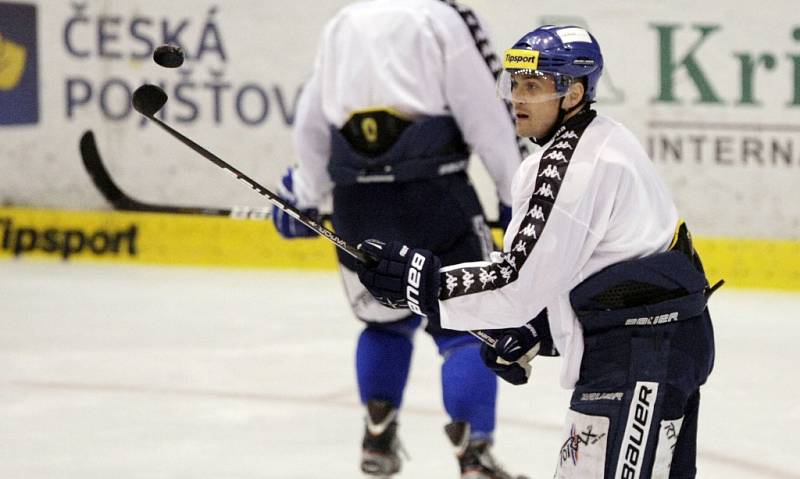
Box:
[142,117,370,263]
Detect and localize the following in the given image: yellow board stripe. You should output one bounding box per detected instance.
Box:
[693,237,800,292]
[1,207,799,291]
[0,207,336,270]
[503,48,540,70]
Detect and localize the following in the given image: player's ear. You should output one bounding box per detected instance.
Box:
[564,81,585,110]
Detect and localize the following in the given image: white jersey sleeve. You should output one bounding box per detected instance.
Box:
[290,49,334,209]
[290,0,520,206]
[438,114,679,388]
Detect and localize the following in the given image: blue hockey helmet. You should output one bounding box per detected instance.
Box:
[497,25,604,104]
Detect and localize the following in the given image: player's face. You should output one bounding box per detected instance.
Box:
[511,74,561,138]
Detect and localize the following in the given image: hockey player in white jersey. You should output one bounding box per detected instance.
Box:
[272,1,529,478]
[357,25,718,478]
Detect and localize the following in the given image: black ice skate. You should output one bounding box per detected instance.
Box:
[445,421,529,479]
[361,399,404,477]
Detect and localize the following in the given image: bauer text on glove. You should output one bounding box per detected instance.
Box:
[355,239,441,317]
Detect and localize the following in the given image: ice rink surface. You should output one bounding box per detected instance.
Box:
[1,260,798,479]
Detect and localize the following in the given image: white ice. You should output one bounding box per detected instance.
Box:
[1,260,798,479]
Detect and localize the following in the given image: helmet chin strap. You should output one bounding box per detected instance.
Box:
[530,98,587,146]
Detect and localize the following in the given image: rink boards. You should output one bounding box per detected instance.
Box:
[1,206,798,291]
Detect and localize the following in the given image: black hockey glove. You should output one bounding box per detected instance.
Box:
[356,239,441,317]
[478,311,554,385]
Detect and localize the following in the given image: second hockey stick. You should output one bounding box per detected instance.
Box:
[81,132,505,228]
[130,83,372,264]
[80,130,272,219]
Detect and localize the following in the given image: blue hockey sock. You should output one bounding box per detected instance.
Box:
[356,318,419,408]
[437,335,498,441]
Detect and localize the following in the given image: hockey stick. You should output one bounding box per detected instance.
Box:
[130,84,371,264]
[81,130,504,228]
[96,88,499,346]
[80,130,271,219]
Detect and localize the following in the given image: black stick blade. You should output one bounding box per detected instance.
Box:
[80,130,128,207]
[132,84,168,117]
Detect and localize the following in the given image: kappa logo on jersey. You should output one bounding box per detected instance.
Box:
[499,265,513,281]
[615,382,658,479]
[520,223,538,238]
[445,272,459,295]
[552,141,573,150]
[559,130,579,140]
[479,267,497,287]
[505,254,517,271]
[0,3,39,125]
[539,164,562,180]
[527,204,546,221]
[544,150,568,162]
[535,183,555,199]
[405,252,427,315]
[461,269,475,291]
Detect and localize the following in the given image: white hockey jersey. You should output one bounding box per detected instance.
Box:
[290,0,521,208]
[438,113,680,389]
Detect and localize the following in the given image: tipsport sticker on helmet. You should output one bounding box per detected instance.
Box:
[503,49,539,70]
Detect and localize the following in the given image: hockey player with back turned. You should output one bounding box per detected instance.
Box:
[271,0,529,478]
[357,25,719,478]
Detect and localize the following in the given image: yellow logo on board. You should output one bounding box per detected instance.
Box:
[0,33,27,90]
[503,48,539,70]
